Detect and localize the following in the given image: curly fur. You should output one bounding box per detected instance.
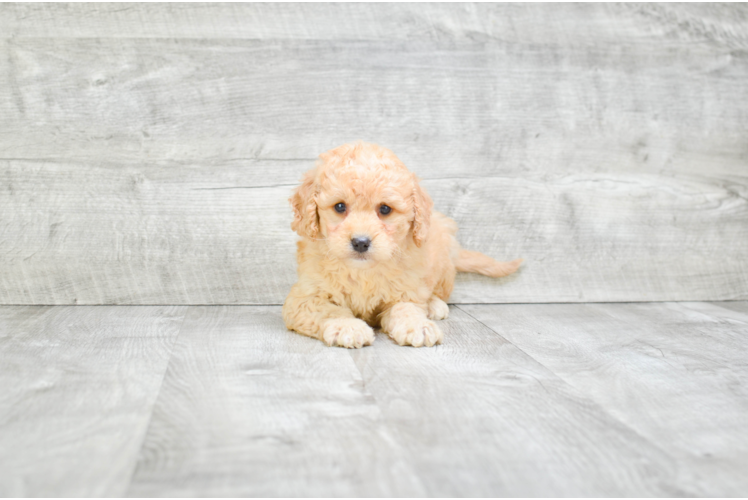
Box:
[283,142,522,348]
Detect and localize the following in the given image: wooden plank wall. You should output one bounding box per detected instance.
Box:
[1,3,747,305]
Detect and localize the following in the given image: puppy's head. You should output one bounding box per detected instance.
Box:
[290,142,432,267]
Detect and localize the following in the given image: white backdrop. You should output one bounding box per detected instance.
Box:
[1,3,746,304]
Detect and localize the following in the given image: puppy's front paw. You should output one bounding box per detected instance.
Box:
[322,318,375,349]
[388,318,443,347]
[427,297,450,320]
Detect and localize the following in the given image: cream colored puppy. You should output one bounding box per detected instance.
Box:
[283,142,522,348]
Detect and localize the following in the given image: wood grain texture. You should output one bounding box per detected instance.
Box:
[460,301,748,497]
[127,305,425,497]
[1,3,747,47]
[2,302,746,495]
[0,305,186,497]
[128,305,699,496]
[0,160,298,305]
[2,160,746,304]
[3,36,747,165]
[348,307,695,497]
[1,4,747,304]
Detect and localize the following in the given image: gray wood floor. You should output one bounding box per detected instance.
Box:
[1,302,747,497]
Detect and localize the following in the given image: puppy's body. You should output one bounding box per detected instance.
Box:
[289,210,458,326]
[283,142,521,348]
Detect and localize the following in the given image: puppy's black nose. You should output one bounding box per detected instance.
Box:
[351,237,371,253]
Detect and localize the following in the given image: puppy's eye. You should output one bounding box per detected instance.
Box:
[379,204,392,216]
[334,202,346,213]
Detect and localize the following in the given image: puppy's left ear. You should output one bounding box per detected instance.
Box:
[412,175,433,247]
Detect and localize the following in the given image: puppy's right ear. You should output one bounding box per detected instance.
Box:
[290,169,320,239]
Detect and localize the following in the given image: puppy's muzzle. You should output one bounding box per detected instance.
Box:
[351,237,371,253]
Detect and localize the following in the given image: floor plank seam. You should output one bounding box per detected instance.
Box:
[452,303,703,492]
[679,301,748,323]
[119,306,192,496]
[454,304,563,373]
[344,345,432,495]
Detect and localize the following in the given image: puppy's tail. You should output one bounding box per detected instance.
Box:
[455,249,523,278]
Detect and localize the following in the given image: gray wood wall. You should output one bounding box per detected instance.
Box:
[1,3,747,305]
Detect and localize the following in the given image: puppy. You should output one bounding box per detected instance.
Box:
[283,142,522,348]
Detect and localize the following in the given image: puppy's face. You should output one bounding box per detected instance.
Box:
[290,143,432,267]
[316,167,412,267]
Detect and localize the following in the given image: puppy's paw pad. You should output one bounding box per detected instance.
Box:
[389,318,443,348]
[427,297,450,320]
[322,318,375,349]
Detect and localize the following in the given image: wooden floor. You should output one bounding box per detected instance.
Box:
[1,302,747,497]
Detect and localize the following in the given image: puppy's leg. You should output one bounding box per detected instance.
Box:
[283,289,374,348]
[380,302,443,347]
[427,296,450,320]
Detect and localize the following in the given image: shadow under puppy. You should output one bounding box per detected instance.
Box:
[283,142,522,348]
